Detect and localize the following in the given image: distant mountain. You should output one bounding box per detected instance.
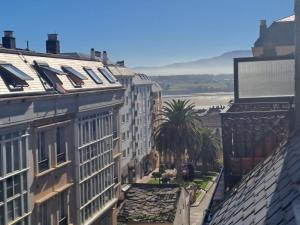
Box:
[134,50,252,76]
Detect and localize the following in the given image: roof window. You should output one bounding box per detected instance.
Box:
[0,63,33,91]
[34,61,64,91]
[83,67,103,84]
[98,67,116,83]
[61,66,86,88]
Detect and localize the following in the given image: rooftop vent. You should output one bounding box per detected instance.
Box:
[2,31,16,49]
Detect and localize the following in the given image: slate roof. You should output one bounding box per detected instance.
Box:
[132,74,152,85]
[208,132,300,225]
[254,16,294,47]
[118,184,181,224]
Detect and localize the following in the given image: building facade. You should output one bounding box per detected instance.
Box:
[252,16,295,57]
[108,66,158,183]
[0,35,124,225]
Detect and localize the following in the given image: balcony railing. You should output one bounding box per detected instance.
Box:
[58,217,68,225]
[57,152,66,164]
[38,158,49,172]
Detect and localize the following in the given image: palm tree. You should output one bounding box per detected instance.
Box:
[199,128,222,172]
[154,99,201,182]
[188,128,203,170]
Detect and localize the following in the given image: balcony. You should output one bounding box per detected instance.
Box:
[38,158,49,173]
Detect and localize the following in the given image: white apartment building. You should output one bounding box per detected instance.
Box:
[108,65,154,183]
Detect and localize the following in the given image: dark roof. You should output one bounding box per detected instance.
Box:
[118,184,181,224]
[209,132,300,225]
[254,18,295,47]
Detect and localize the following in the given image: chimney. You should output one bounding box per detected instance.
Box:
[259,20,267,37]
[90,48,95,60]
[46,34,60,54]
[116,60,125,67]
[295,0,300,129]
[102,51,108,65]
[2,31,16,49]
[95,51,101,59]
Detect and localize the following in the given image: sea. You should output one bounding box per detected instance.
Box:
[163,92,234,109]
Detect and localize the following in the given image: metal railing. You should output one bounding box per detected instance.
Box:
[57,152,66,164]
[38,158,49,172]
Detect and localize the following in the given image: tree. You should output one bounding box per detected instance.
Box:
[154,99,201,182]
[188,128,204,171]
[199,128,222,172]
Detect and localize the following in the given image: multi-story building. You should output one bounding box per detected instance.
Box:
[221,15,297,189]
[252,15,295,57]
[108,64,157,183]
[0,32,124,225]
[107,64,135,183]
[131,74,153,181]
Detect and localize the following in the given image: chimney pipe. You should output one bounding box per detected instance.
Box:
[259,20,267,37]
[46,34,60,54]
[102,51,108,65]
[90,48,95,60]
[95,51,101,59]
[295,0,300,129]
[116,60,125,67]
[2,31,16,49]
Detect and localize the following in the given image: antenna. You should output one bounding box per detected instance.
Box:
[26,40,29,51]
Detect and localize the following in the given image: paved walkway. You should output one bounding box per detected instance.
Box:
[190,182,217,225]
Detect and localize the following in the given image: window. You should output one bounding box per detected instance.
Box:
[122,150,126,158]
[62,66,87,87]
[126,113,129,122]
[56,127,66,164]
[37,131,49,172]
[121,115,125,123]
[58,192,67,224]
[6,175,21,199]
[83,67,103,84]
[0,206,4,225]
[6,141,12,174]
[126,96,129,105]
[98,68,116,83]
[127,148,130,155]
[34,61,63,88]
[127,131,129,139]
[40,203,48,225]
[0,64,33,91]
[122,133,126,141]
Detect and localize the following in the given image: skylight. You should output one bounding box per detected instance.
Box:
[0,63,33,91]
[98,68,116,83]
[62,66,87,87]
[83,67,103,84]
[34,61,63,89]
[62,66,87,80]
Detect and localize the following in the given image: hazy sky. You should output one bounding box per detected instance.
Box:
[0,0,294,67]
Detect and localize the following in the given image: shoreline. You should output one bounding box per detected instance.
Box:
[162,92,233,109]
[163,92,233,98]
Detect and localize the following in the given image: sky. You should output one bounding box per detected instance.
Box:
[0,0,294,67]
